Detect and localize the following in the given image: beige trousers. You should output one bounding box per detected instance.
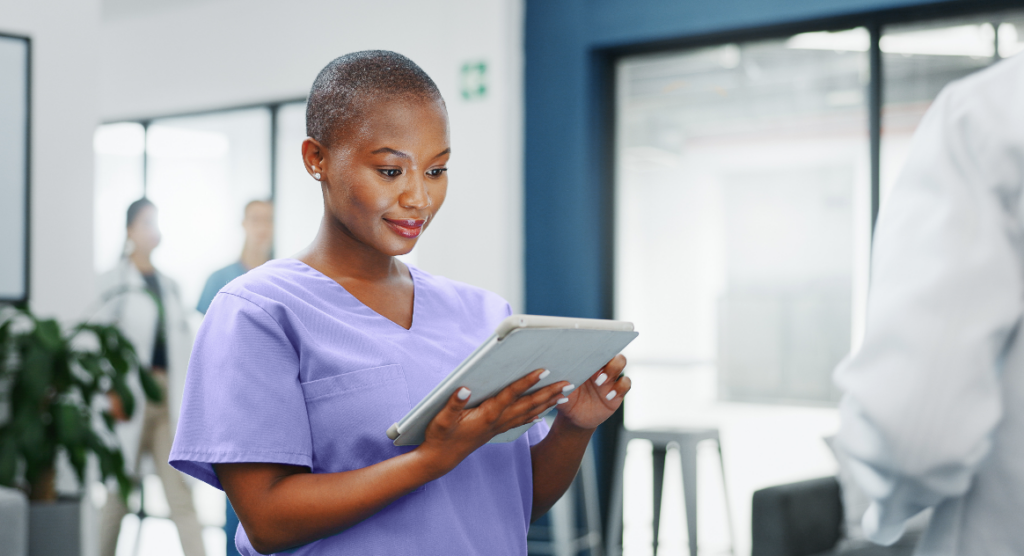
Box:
[99,373,207,556]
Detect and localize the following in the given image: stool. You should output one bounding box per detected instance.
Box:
[130,476,148,556]
[528,442,603,556]
[606,428,734,556]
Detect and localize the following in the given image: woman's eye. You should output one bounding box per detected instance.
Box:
[427,168,448,177]
[379,169,402,178]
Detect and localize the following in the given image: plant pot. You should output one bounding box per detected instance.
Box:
[0,486,29,556]
[29,496,86,556]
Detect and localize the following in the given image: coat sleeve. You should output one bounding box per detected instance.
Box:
[835,76,1024,544]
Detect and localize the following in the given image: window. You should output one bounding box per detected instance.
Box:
[94,101,420,308]
[616,10,1024,411]
[0,33,30,303]
[616,37,870,406]
[93,123,146,274]
[881,13,1024,203]
[146,109,272,309]
[273,102,320,259]
[612,10,1024,554]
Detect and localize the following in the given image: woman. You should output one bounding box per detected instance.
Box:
[94,199,205,556]
[169,51,630,555]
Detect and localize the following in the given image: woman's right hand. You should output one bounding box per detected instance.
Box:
[418,369,569,472]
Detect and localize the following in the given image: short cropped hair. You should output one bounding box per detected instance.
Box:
[306,50,444,147]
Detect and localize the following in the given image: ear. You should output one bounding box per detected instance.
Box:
[301,138,327,178]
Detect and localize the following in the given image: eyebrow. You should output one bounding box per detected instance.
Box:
[370,147,451,159]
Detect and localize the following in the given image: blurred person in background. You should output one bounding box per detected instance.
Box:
[94,198,206,556]
[835,54,1024,554]
[196,200,274,315]
[195,199,273,556]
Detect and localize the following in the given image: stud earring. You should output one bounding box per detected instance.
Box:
[313,171,321,180]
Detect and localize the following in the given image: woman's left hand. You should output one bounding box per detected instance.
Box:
[555,354,630,430]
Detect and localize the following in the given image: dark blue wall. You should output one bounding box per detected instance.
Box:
[523,0,982,320]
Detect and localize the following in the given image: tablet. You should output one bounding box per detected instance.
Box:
[386,314,639,446]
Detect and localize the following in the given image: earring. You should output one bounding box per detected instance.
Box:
[313,170,321,181]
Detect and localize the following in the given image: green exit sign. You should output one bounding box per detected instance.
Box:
[460,61,487,100]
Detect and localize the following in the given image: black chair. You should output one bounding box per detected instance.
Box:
[751,477,918,556]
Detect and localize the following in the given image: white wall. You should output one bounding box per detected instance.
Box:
[99,0,526,310]
[0,0,101,321]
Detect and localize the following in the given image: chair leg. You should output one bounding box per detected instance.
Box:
[652,445,667,556]
[680,442,699,556]
[550,483,576,556]
[131,480,146,556]
[605,435,631,556]
[581,443,604,556]
[717,441,736,555]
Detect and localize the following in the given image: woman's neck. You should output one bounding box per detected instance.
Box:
[300,218,406,284]
[130,251,155,275]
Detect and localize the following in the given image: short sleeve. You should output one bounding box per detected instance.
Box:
[527,418,551,446]
[169,292,312,489]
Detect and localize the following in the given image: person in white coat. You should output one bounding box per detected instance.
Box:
[835,53,1024,554]
[94,198,205,556]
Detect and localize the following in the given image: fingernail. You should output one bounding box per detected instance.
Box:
[457,388,471,401]
[595,373,608,386]
[557,397,569,404]
[562,384,575,393]
[533,416,543,423]
[538,369,551,380]
[605,390,616,401]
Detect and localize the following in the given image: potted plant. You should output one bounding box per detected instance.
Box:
[0,305,161,553]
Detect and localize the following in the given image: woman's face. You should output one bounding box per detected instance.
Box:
[306,96,450,257]
[127,205,161,254]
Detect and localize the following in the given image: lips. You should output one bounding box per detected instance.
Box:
[384,218,426,239]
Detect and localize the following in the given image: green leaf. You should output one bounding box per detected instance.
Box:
[0,320,12,375]
[0,434,17,487]
[94,443,114,477]
[116,471,132,506]
[34,319,63,351]
[139,370,163,403]
[13,407,46,456]
[101,411,116,432]
[19,345,53,402]
[68,445,87,484]
[79,355,103,379]
[54,403,84,445]
[51,355,72,393]
[111,375,135,419]
[106,348,128,377]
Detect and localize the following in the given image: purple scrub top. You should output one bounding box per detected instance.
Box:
[169,259,549,555]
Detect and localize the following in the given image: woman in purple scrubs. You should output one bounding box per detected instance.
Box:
[169,51,630,556]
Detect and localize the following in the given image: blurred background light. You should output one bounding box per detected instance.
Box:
[787,24,1020,58]
[93,122,146,157]
[146,126,230,159]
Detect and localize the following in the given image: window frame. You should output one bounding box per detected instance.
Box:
[0,31,32,307]
[105,99,306,201]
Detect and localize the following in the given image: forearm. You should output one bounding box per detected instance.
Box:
[216,448,449,553]
[530,414,595,521]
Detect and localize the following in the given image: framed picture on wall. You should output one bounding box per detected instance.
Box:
[0,32,30,305]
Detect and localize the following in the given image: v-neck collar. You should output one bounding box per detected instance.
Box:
[288,258,419,332]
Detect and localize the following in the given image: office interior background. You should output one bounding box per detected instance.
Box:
[2,0,1023,555]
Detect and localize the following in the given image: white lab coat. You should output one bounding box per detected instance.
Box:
[92,259,194,475]
[835,54,1024,555]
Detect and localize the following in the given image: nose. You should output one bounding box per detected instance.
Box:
[399,173,431,210]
